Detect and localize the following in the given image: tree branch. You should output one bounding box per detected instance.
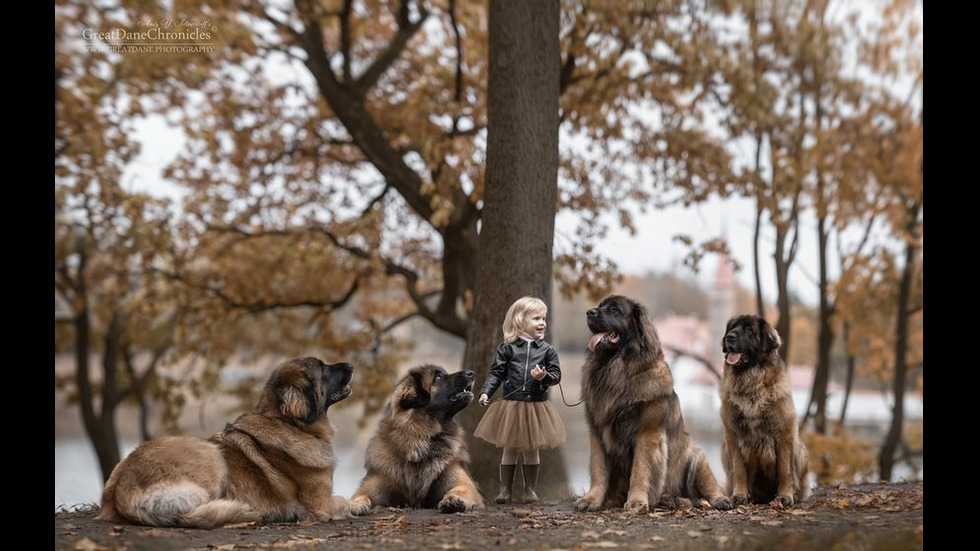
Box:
[354,0,429,96]
[664,345,721,381]
[294,0,434,222]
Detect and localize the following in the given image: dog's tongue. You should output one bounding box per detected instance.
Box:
[725,352,742,365]
[587,332,619,352]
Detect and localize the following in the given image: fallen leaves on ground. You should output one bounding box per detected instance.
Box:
[72,539,115,551]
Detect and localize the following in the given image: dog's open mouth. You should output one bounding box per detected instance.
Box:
[331,384,353,402]
[588,332,620,352]
[450,380,475,403]
[724,352,743,365]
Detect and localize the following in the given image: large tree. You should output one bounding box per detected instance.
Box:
[459,0,563,496]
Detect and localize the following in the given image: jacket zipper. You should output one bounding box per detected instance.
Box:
[522,341,530,391]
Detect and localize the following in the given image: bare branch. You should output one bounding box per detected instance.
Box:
[354,1,430,96]
[340,0,353,82]
[360,185,390,218]
[664,345,721,381]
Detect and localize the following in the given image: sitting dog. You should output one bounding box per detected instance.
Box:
[574,295,732,512]
[720,314,810,506]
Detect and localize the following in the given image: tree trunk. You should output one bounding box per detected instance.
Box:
[878,213,918,481]
[838,321,855,425]
[811,185,833,436]
[773,225,792,364]
[752,137,765,318]
[72,233,121,482]
[459,0,567,500]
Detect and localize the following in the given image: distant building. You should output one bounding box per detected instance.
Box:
[708,251,736,368]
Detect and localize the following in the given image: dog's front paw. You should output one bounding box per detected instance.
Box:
[574,493,603,512]
[773,494,794,507]
[438,496,466,513]
[731,494,750,507]
[349,496,372,516]
[624,498,649,512]
[711,496,733,511]
[656,494,679,509]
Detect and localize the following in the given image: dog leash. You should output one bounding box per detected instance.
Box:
[483,381,582,407]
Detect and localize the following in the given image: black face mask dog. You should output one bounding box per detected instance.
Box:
[719,314,810,506]
[721,314,782,369]
[350,365,483,514]
[98,357,355,528]
[576,295,731,512]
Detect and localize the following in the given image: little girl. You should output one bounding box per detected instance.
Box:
[475,296,567,504]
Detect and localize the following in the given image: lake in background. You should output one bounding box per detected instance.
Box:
[55,354,920,509]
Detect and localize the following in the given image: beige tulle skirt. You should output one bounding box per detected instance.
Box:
[474,399,567,451]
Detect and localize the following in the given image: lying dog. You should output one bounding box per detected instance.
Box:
[350,365,484,514]
[98,357,354,527]
[720,314,810,506]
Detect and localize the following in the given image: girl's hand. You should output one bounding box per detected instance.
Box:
[530,365,546,380]
[479,393,490,407]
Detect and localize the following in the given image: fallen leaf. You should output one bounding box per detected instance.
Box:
[141,529,170,537]
[107,525,125,536]
[438,544,464,550]
[687,531,701,538]
[225,521,259,529]
[60,524,79,531]
[829,498,851,509]
[581,531,601,539]
[72,538,113,551]
[212,545,236,550]
[269,539,330,548]
[761,520,783,527]
[582,542,619,548]
[602,529,627,536]
[649,536,665,542]
[787,509,813,516]
[716,536,730,544]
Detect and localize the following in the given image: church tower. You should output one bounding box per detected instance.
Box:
[709,250,737,368]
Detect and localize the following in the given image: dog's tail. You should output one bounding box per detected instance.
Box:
[177,499,261,529]
[110,480,258,528]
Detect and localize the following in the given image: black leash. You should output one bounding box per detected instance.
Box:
[484,381,582,408]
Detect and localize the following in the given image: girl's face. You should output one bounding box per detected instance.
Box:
[523,307,547,340]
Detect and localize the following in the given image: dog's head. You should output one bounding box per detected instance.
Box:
[262,357,353,425]
[395,364,475,419]
[721,314,782,368]
[585,295,662,358]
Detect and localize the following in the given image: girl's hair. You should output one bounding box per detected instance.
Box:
[502,296,548,343]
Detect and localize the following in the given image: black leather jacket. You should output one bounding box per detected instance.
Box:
[480,338,561,402]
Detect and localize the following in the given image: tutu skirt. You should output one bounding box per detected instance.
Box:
[474,399,566,451]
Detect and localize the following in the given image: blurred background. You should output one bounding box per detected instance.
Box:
[55,0,922,509]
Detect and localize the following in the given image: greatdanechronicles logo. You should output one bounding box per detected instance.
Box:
[82,16,215,54]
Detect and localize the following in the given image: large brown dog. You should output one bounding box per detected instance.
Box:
[575,296,731,512]
[98,357,354,528]
[350,365,484,514]
[720,314,810,506]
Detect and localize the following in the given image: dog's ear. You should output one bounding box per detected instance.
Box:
[398,370,431,410]
[630,300,646,341]
[631,300,663,357]
[277,372,319,424]
[760,317,782,352]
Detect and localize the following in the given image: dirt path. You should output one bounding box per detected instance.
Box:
[55,482,921,551]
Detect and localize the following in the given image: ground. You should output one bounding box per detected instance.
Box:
[55,482,921,551]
